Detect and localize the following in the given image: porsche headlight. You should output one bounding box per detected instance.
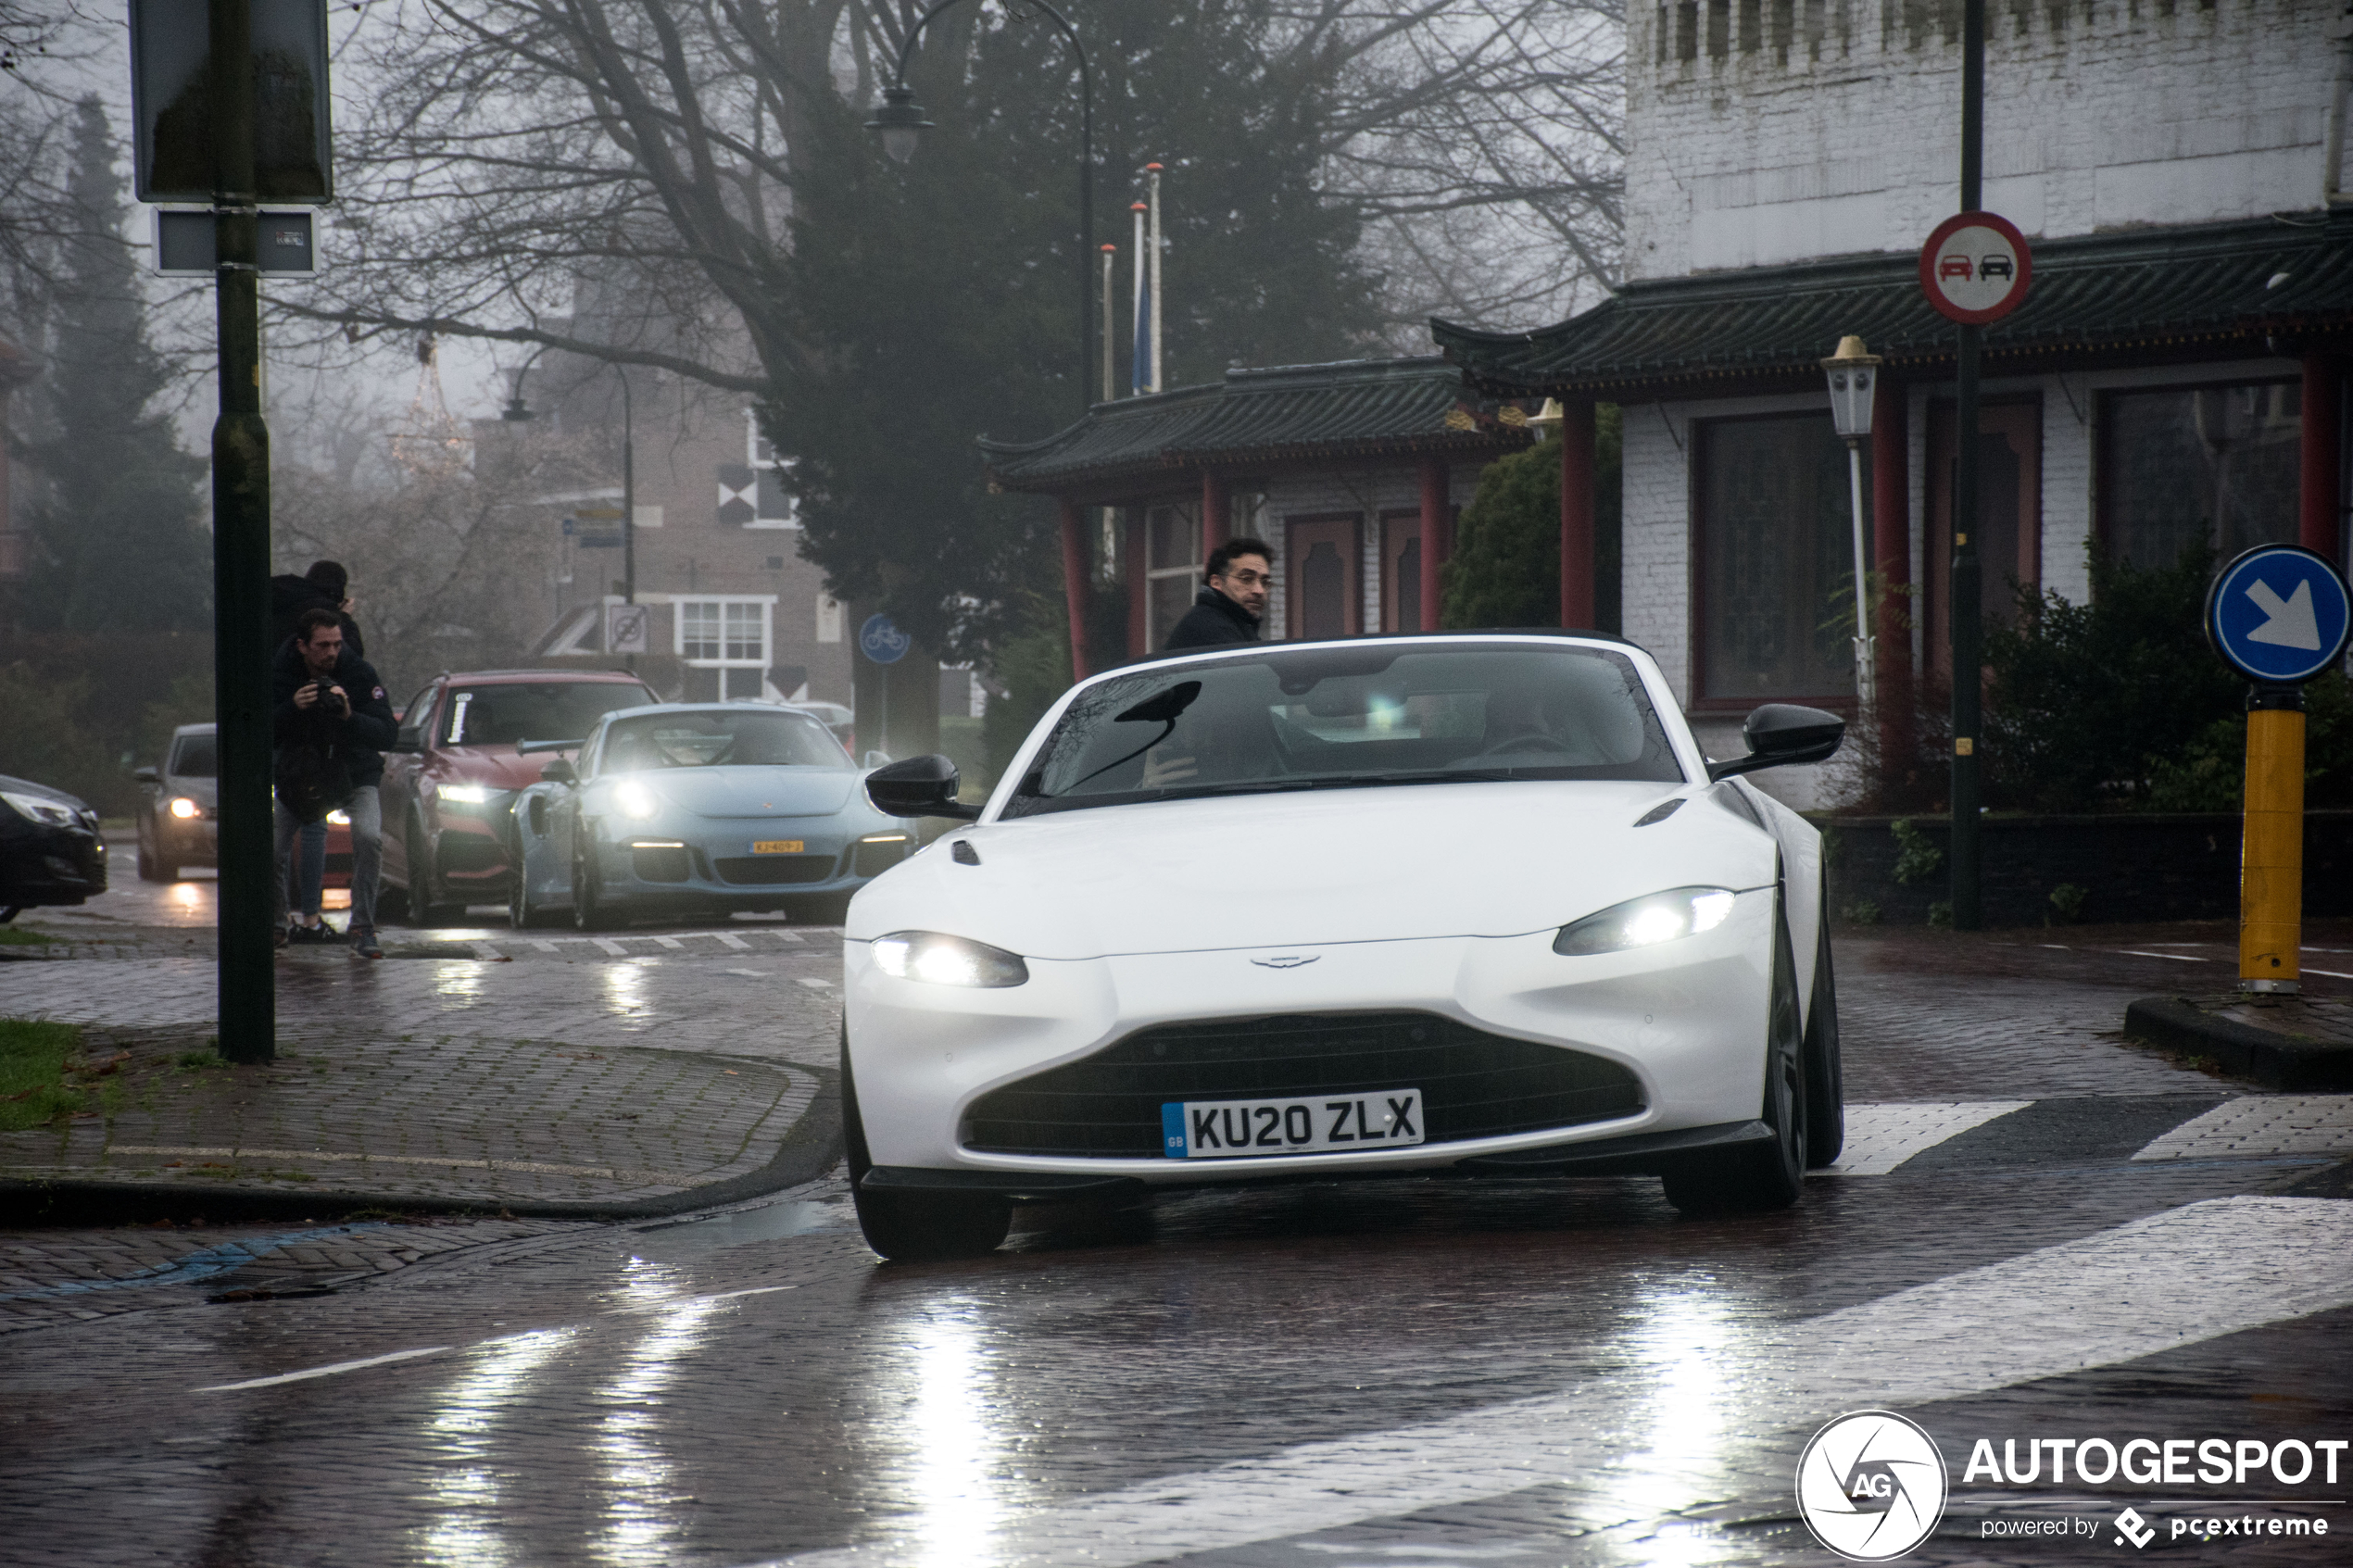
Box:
[870,930,1028,988]
[1554,887,1740,956]
[612,781,661,820]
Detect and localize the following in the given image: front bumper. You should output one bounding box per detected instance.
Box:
[0,824,108,908]
[844,890,1775,1185]
[588,826,912,908]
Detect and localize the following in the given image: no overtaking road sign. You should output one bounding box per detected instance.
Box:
[2205,545,2353,686]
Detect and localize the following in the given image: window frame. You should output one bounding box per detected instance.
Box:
[673,595,776,672]
[2094,375,2301,573]
[1141,501,1203,647]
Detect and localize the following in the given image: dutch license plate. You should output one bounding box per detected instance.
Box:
[750,840,805,854]
[1162,1089,1424,1160]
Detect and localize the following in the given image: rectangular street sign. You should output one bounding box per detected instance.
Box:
[131,0,333,204]
[154,208,317,276]
[606,603,650,655]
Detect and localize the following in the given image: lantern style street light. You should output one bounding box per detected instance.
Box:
[865,0,1095,420]
[1821,334,1882,709]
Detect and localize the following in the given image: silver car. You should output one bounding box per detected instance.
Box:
[509,702,916,928]
[133,723,218,882]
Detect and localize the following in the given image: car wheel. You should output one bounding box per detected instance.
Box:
[842,1030,1011,1261]
[572,842,618,931]
[137,825,174,884]
[510,874,558,931]
[1803,879,1845,1169]
[1660,891,1808,1216]
[406,820,462,926]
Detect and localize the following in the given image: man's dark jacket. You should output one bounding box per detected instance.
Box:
[271,640,397,790]
[270,574,365,660]
[1164,583,1262,650]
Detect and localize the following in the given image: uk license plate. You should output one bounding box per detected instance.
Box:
[750,840,804,854]
[1161,1090,1424,1160]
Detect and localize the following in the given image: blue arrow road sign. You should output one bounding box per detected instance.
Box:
[2206,545,2353,685]
[858,613,911,665]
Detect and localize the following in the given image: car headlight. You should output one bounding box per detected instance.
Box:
[438,784,493,806]
[0,790,77,828]
[870,930,1028,988]
[325,809,350,825]
[612,781,661,820]
[168,797,203,821]
[1554,887,1740,956]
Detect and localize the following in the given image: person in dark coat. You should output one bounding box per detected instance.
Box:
[270,559,365,659]
[269,561,366,941]
[1164,536,1275,650]
[271,608,397,957]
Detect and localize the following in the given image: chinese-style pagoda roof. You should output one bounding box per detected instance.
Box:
[980,356,1530,495]
[1432,212,2353,399]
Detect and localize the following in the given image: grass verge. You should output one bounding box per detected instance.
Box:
[0,926,58,947]
[0,1020,87,1130]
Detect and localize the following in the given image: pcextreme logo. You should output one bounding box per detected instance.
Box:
[1796,1411,1950,1562]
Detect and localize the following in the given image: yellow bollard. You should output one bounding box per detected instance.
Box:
[2238,696,2305,993]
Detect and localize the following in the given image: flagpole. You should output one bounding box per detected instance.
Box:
[1146,162,1164,394]
[1130,199,1148,396]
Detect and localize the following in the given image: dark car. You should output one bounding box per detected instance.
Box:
[379,670,660,924]
[0,773,107,920]
[134,723,219,881]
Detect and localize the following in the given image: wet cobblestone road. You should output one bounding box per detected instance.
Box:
[4,899,2351,1566]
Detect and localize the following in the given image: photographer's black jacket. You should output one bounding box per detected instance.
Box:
[271,642,398,788]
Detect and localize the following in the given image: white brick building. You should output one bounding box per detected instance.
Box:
[1437,0,2353,806]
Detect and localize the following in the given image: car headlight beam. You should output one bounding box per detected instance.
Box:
[1554,886,1741,956]
[438,783,493,805]
[167,797,203,820]
[612,781,661,820]
[870,930,1028,988]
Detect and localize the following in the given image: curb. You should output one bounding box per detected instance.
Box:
[2122,997,2353,1091]
[0,1069,844,1228]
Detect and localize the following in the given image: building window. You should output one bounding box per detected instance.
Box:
[675,596,774,699]
[1696,412,1866,703]
[1143,502,1202,646]
[2101,383,2299,573]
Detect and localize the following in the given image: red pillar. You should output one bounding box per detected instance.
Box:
[1869,374,1911,773]
[1559,402,1596,628]
[1057,497,1092,680]
[1202,470,1230,558]
[1126,510,1149,658]
[2301,350,2342,565]
[1417,455,1450,633]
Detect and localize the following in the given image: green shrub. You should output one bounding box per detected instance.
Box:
[983,619,1072,783]
[1441,408,1621,633]
[2048,884,2089,923]
[1890,818,1944,884]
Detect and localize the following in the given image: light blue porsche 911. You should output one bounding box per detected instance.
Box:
[508,702,915,928]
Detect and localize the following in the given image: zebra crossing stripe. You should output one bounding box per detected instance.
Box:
[2133,1096,2353,1161]
[1813,1101,2032,1176]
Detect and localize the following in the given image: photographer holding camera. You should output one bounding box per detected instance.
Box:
[272,607,396,958]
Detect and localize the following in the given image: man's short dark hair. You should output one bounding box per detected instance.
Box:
[1206,536,1275,582]
[296,607,343,644]
[305,559,348,599]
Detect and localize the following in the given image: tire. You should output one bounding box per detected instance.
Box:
[1661,891,1808,1215]
[843,1030,1011,1261]
[572,841,619,931]
[1803,879,1845,1169]
[510,873,560,931]
[137,826,174,884]
[405,821,459,927]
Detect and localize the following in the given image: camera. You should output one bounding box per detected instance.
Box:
[310,678,349,717]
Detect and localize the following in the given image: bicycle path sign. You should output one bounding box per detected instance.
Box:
[859,613,911,665]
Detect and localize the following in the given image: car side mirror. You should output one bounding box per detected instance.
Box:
[539,759,579,785]
[133,766,159,784]
[393,723,423,754]
[1706,703,1845,783]
[865,754,979,820]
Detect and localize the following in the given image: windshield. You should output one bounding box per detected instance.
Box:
[598,709,849,772]
[1003,643,1682,817]
[169,733,217,778]
[444,683,656,746]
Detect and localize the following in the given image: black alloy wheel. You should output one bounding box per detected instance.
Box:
[510,869,558,930]
[842,1030,1012,1261]
[571,839,617,931]
[1803,877,1846,1169]
[405,819,457,926]
[1660,891,1809,1215]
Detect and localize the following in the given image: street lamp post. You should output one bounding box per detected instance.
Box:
[865,0,1095,421]
[1822,335,1882,711]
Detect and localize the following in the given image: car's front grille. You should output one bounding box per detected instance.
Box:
[714,855,838,885]
[963,1011,1645,1158]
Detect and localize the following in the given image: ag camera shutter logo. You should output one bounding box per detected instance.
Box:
[1796,1410,1949,1561]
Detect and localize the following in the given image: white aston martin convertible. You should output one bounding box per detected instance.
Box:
[842,632,1846,1260]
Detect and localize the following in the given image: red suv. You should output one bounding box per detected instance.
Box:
[381,670,658,923]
